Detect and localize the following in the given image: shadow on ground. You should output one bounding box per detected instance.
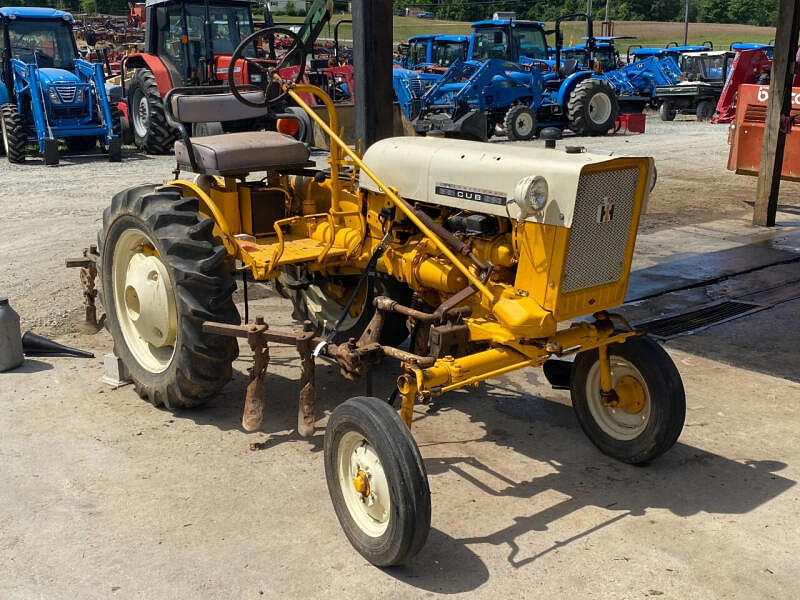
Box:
[168,343,794,594]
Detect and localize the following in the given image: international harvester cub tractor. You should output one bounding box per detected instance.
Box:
[97,28,685,566]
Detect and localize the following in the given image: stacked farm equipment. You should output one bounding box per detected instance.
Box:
[0,6,121,165]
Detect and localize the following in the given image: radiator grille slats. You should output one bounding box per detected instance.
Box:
[561,168,639,293]
[54,84,77,103]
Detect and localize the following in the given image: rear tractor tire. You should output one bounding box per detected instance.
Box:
[324,396,431,566]
[1,103,27,163]
[567,78,618,136]
[504,105,536,141]
[99,184,240,409]
[570,336,685,464]
[128,69,175,154]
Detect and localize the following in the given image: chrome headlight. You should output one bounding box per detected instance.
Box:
[48,88,61,104]
[647,163,658,192]
[511,175,548,220]
[74,87,84,103]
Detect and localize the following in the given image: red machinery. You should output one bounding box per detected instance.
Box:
[712,49,773,124]
[727,83,800,181]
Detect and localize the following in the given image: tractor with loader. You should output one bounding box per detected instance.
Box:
[90,27,686,566]
[0,6,121,165]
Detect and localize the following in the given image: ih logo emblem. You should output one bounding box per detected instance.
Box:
[596,196,615,223]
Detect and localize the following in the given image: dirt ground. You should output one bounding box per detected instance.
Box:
[1,117,799,599]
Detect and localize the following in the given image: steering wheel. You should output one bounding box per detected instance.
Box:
[228,26,307,108]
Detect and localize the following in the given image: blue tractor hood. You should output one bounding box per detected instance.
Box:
[37,68,81,86]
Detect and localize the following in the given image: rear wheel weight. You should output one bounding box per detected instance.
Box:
[324,397,431,566]
[570,336,685,464]
[99,184,239,409]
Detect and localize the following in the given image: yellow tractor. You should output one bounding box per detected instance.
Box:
[96,28,685,566]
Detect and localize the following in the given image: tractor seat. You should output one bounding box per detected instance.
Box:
[174,131,309,174]
[166,87,311,175]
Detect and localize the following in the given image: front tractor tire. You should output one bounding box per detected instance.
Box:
[325,397,431,566]
[567,78,618,136]
[1,103,27,163]
[99,184,240,409]
[570,336,685,464]
[128,69,175,154]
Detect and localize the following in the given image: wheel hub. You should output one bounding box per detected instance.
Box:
[124,252,177,347]
[338,432,390,537]
[588,93,613,124]
[516,113,534,136]
[133,95,149,138]
[614,375,646,414]
[113,228,178,374]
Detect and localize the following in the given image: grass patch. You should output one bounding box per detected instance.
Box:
[274,15,775,53]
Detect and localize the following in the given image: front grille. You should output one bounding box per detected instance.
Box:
[411,78,435,96]
[54,84,77,103]
[561,167,640,293]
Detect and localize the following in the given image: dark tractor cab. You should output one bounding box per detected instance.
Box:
[144,0,257,86]
[468,19,549,63]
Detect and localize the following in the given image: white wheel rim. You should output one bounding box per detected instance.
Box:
[112,229,178,374]
[588,93,613,125]
[514,112,534,137]
[585,356,651,440]
[337,431,391,537]
[133,94,150,138]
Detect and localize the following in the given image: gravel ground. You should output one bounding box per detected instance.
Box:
[1,116,799,599]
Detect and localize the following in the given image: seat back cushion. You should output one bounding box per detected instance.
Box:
[170,91,269,123]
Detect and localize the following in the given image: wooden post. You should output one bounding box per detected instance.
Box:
[754,0,800,227]
[352,0,393,149]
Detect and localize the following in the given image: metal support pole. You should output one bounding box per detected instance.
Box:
[352,0,393,148]
[754,0,800,227]
[683,0,690,46]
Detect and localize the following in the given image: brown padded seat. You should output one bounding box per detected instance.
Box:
[174,131,310,174]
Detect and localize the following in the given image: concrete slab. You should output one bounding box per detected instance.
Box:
[628,213,800,301]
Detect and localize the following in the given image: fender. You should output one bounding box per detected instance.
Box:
[122,53,174,97]
[556,70,593,108]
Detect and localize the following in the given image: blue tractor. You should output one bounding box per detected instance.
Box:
[410,13,620,141]
[402,34,469,70]
[0,6,120,165]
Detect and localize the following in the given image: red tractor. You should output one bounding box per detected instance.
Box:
[120,0,274,153]
[119,0,334,154]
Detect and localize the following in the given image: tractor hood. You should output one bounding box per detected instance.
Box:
[360,137,655,228]
[37,68,81,86]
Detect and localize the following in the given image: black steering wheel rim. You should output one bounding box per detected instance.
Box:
[228,26,307,108]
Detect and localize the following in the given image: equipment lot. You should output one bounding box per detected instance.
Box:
[2,117,799,599]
